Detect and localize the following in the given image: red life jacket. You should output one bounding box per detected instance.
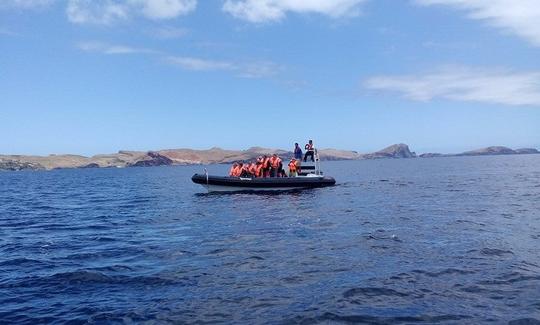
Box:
[305,143,313,150]
[229,165,236,176]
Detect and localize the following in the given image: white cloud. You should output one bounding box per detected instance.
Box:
[222,0,367,23]
[166,56,280,78]
[66,0,196,24]
[415,0,540,46]
[364,66,540,106]
[78,41,158,55]
[165,56,235,71]
[77,41,279,79]
[67,1,128,24]
[133,0,196,19]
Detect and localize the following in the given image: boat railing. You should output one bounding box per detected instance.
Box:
[297,149,323,176]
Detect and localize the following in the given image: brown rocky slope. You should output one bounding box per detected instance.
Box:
[0,144,409,170]
[1,143,537,171]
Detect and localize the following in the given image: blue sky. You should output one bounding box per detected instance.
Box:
[1,0,539,155]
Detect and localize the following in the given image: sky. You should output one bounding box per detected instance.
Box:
[1,0,539,156]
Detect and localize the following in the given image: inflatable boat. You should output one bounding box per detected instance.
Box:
[192,150,336,193]
[192,173,336,192]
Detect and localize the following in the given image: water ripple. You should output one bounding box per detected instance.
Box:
[1,156,539,323]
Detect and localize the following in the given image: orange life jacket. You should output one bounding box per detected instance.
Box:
[305,143,313,150]
[229,165,236,176]
[249,163,257,175]
[270,157,281,168]
[288,161,297,172]
[232,166,242,177]
[255,164,264,177]
[263,157,270,168]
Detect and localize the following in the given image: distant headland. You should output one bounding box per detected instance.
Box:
[0,144,538,171]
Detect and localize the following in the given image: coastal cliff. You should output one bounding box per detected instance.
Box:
[0,159,45,171]
[1,144,538,171]
[0,144,410,171]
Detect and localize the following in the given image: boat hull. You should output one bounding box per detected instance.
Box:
[191,174,336,193]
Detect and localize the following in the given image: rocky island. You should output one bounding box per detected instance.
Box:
[420,146,539,158]
[0,144,537,171]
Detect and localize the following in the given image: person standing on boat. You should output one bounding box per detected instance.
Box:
[294,143,303,160]
[269,154,281,177]
[304,140,315,162]
[293,143,302,174]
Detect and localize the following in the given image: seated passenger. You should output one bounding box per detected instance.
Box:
[278,161,287,177]
[288,159,298,177]
[255,161,264,178]
[229,162,238,177]
[262,155,270,177]
[269,154,281,177]
[249,162,258,177]
[233,162,243,177]
[241,162,251,177]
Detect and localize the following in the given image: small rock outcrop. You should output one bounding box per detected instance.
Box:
[458,146,516,156]
[420,146,540,158]
[81,163,100,168]
[515,148,539,154]
[129,152,173,167]
[0,159,44,171]
[419,153,444,158]
[363,144,416,159]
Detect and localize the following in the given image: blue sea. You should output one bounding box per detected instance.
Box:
[1,155,539,324]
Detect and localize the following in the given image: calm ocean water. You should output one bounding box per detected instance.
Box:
[1,155,539,324]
